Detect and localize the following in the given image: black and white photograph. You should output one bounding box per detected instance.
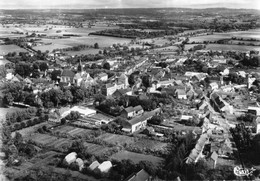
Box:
[0,0,260,180]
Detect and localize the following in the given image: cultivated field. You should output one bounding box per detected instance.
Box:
[31,133,59,146]
[83,142,112,157]
[53,125,92,137]
[97,133,135,146]
[206,44,260,52]
[189,28,260,43]
[0,45,28,54]
[33,44,72,52]
[66,49,101,56]
[111,150,164,166]
[129,139,167,151]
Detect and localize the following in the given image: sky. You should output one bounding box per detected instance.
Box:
[0,0,260,9]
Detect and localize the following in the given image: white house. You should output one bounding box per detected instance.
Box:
[97,161,112,173]
[89,161,100,171]
[61,106,96,118]
[64,152,77,165]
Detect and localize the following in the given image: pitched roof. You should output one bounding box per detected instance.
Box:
[176,89,186,95]
[125,169,150,181]
[210,151,218,161]
[124,106,134,113]
[128,108,160,126]
[134,105,143,112]
[61,69,75,78]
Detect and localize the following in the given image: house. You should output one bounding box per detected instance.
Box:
[48,109,61,123]
[121,105,144,119]
[89,161,100,171]
[122,108,160,133]
[112,88,132,98]
[175,89,187,99]
[124,169,151,181]
[96,161,112,173]
[181,115,193,121]
[76,158,84,171]
[209,82,219,90]
[95,72,108,81]
[60,69,75,83]
[64,152,77,165]
[6,69,14,80]
[102,83,125,96]
[255,117,260,134]
[248,106,260,116]
[208,151,218,169]
[73,71,92,86]
[61,106,96,118]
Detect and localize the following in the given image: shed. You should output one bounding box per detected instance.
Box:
[97,161,112,173]
[64,152,77,165]
[89,161,100,171]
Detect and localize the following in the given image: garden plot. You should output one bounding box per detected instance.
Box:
[0,45,28,54]
[206,44,260,52]
[83,142,112,157]
[97,133,135,146]
[53,125,92,137]
[130,139,167,151]
[31,133,59,146]
[111,150,163,166]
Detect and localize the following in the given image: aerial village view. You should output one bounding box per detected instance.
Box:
[0,0,260,180]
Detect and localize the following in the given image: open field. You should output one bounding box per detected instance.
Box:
[66,49,101,56]
[189,28,260,43]
[111,150,164,166]
[189,34,229,43]
[206,44,260,52]
[150,46,178,53]
[130,139,167,151]
[33,44,72,52]
[0,107,25,120]
[0,45,28,54]
[0,59,11,65]
[228,40,260,46]
[38,35,131,49]
[97,133,135,146]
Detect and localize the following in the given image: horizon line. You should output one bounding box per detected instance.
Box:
[0,6,259,10]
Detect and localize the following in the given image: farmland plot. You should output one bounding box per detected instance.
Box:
[53,125,92,137]
[111,150,163,166]
[206,44,260,52]
[31,133,58,146]
[0,45,28,54]
[83,142,112,157]
[97,133,135,146]
[130,139,167,151]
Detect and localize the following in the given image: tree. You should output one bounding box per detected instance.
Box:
[4,92,14,105]
[13,132,23,148]
[148,115,163,125]
[39,62,48,72]
[94,43,99,49]
[91,63,97,69]
[51,70,61,81]
[128,73,136,86]
[72,88,85,103]
[142,75,151,88]
[103,62,110,70]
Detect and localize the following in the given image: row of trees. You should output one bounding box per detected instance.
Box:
[5,107,37,125]
[90,29,183,39]
[3,82,94,109]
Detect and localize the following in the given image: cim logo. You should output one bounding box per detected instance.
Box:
[234,166,256,177]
